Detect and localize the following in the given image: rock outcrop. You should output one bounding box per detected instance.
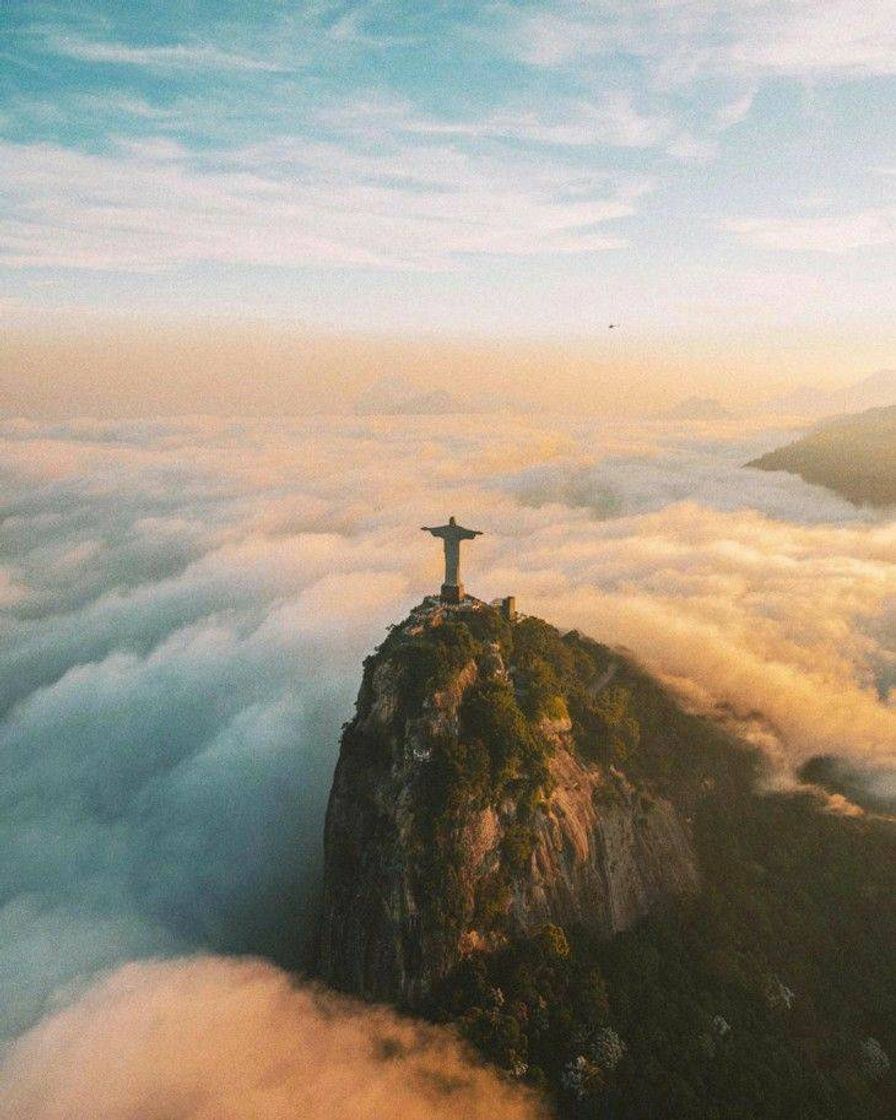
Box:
[317,598,706,1008]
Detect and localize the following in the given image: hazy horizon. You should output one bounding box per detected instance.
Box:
[3,317,896,419]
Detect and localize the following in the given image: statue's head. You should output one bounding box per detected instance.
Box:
[449,515,456,525]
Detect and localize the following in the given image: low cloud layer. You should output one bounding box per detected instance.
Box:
[0,411,893,1104]
[0,956,544,1120]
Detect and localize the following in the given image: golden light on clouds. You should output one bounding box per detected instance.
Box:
[4,316,895,419]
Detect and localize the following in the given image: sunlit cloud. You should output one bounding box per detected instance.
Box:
[0,957,545,1120]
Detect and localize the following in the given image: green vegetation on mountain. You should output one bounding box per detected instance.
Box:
[321,601,895,1119]
[431,782,895,1120]
[404,612,895,1118]
[747,405,896,506]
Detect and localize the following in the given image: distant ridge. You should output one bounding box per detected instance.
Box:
[661,396,733,421]
[766,369,896,418]
[747,404,896,507]
[353,376,521,416]
[355,376,473,416]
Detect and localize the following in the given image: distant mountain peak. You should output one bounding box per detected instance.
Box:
[766,368,896,418]
[353,375,530,416]
[354,375,470,416]
[662,396,733,421]
[747,403,896,507]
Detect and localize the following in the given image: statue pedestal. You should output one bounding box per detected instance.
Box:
[440,583,464,604]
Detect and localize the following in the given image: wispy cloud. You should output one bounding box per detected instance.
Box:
[426,96,668,150]
[320,89,671,150]
[713,89,756,131]
[498,1,896,79]
[72,93,178,119]
[42,31,286,72]
[664,131,718,166]
[721,208,896,253]
[2,1,894,324]
[0,133,639,273]
[728,0,896,77]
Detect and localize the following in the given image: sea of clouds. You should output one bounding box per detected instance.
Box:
[1,411,894,1116]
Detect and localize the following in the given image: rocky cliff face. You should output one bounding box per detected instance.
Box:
[317,598,707,1009]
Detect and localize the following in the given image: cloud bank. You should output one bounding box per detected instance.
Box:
[0,956,544,1120]
[0,411,893,1108]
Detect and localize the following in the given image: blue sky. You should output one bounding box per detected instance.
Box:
[2,0,895,347]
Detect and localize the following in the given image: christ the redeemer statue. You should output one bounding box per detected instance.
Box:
[422,516,483,604]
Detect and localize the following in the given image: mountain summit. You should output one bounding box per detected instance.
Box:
[317,597,739,1007]
[315,598,896,1118]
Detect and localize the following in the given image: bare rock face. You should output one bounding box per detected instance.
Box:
[515,749,698,938]
[317,599,700,1009]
